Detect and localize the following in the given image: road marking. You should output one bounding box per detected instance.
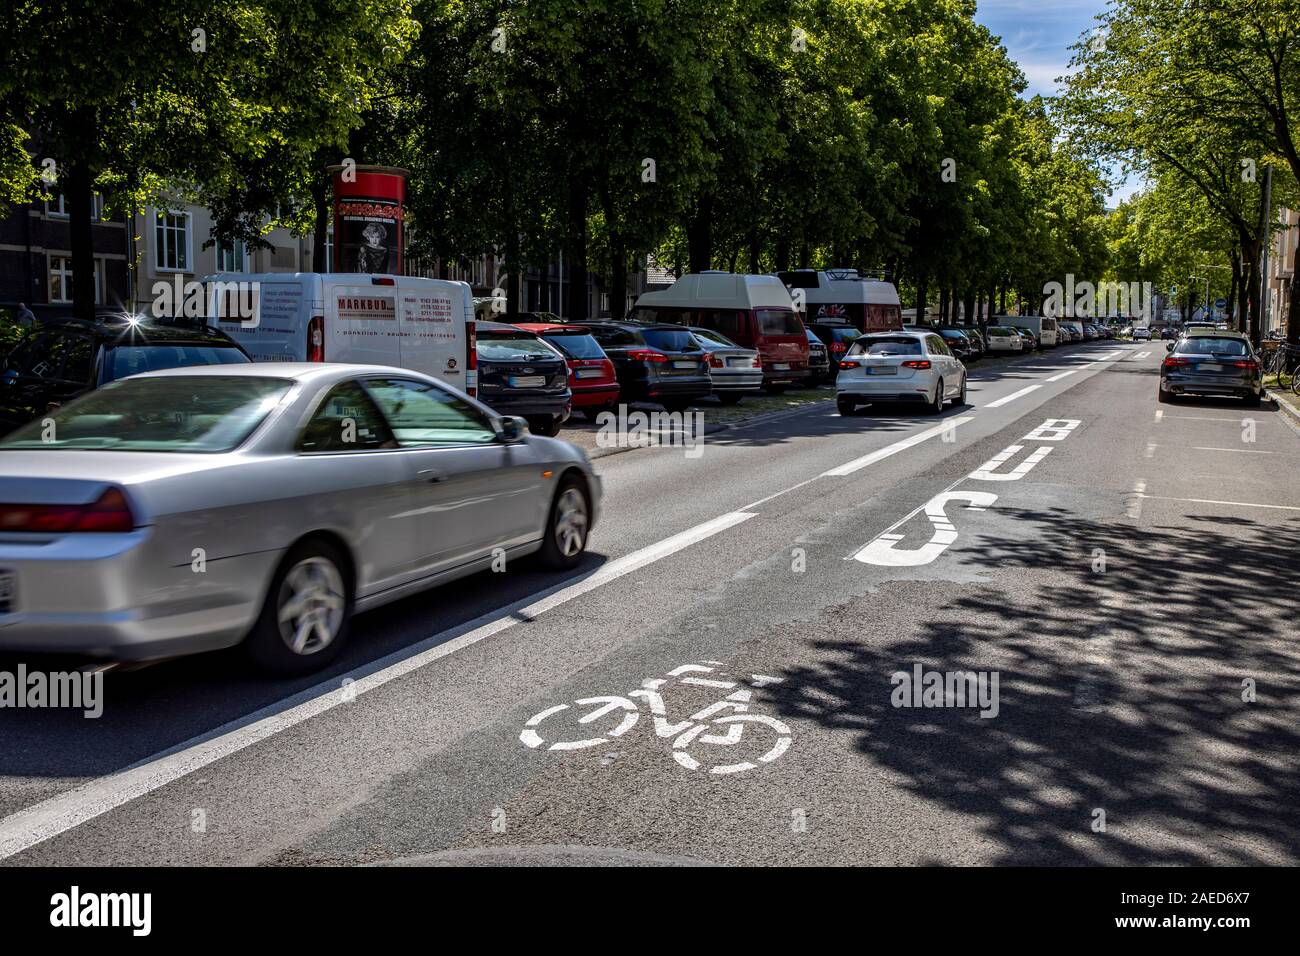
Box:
[1166,415,1252,422]
[821,416,973,477]
[1154,409,1164,422]
[984,385,1041,408]
[1127,479,1146,519]
[1191,446,1275,454]
[1135,350,1152,359]
[1045,369,1077,382]
[1135,494,1300,512]
[0,510,758,861]
[1144,441,1157,458]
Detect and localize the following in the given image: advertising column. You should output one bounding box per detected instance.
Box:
[328,165,409,274]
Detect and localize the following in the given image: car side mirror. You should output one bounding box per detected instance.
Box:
[496,415,528,443]
[1165,341,1175,352]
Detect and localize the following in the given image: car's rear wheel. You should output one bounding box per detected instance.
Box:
[955,374,967,407]
[926,379,944,415]
[717,393,744,405]
[528,415,562,437]
[537,475,590,570]
[837,396,856,416]
[1157,384,1176,404]
[247,540,351,676]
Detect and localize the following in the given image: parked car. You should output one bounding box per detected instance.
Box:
[0,364,600,674]
[984,326,1025,353]
[1159,329,1262,406]
[809,319,863,366]
[578,321,712,411]
[688,327,764,403]
[512,323,619,422]
[0,315,251,436]
[1058,320,1085,343]
[836,330,967,415]
[475,321,572,436]
[936,327,978,362]
[804,326,831,384]
[1081,325,1099,341]
[631,272,810,390]
[1132,325,1152,341]
[1000,314,1059,347]
[206,271,477,397]
[1010,326,1039,350]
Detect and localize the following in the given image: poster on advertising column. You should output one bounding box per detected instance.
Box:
[328,164,409,274]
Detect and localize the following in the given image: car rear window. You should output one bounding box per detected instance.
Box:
[1179,337,1249,356]
[0,376,291,452]
[641,329,700,352]
[987,327,1011,337]
[940,330,968,340]
[540,332,605,359]
[757,309,802,336]
[477,334,562,361]
[691,328,740,348]
[104,343,249,383]
[852,336,922,356]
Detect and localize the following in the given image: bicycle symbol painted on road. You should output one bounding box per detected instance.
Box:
[520,663,793,775]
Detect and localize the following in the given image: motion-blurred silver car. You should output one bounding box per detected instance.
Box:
[0,364,601,674]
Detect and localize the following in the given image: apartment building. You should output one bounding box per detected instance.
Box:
[1264,206,1297,335]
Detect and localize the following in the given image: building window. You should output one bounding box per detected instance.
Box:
[48,256,104,304]
[46,193,102,220]
[215,238,247,273]
[154,210,192,272]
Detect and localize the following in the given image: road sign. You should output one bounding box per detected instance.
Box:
[1214,298,1227,309]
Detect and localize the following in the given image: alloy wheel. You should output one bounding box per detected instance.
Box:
[276,557,346,655]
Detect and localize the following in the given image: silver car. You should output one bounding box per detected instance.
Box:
[686,327,763,405]
[0,364,601,674]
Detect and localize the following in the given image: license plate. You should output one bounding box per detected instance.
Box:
[0,570,15,613]
[727,357,750,367]
[1199,363,1222,373]
[772,362,790,370]
[509,375,546,388]
[673,360,698,369]
[575,368,604,379]
[865,365,897,375]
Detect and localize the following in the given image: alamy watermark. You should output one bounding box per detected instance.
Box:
[0,665,103,718]
[891,663,999,718]
[595,405,705,459]
[1042,276,1152,321]
[151,275,259,326]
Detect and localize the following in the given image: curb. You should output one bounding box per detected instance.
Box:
[587,397,835,461]
[1265,389,1300,426]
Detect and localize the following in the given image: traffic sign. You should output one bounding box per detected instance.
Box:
[1214,297,1227,309]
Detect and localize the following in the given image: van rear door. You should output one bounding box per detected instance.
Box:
[393,278,472,393]
[207,275,313,362]
[325,279,402,366]
[753,308,809,382]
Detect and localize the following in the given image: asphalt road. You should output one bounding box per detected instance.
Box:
[2,340,1299,866]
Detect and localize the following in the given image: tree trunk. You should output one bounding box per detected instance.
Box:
[748,230,761,275]
[938,288,950,325]
[1242,236,1262,344]
[774,237,790,274]
[312,174,330,273]
[687,196,713,273]
[65,146,97,321]
[566,178,589,322]
[914,275,929,325]
[504,230,521,314]
[1227,250,1240,328]
[963,288,975,325]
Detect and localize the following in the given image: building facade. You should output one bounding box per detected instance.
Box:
[1264,206,1297,336]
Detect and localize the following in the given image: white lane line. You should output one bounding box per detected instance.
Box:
[0,510,758,861]
[1045,369,1078,382]
[821,416,974,477]
[1136,494,1300,512]
[984,385,1041,408]
[1127,479,1146,519]
[1144,441,1157,458]
[1135,350,1152,359]
[1154,409,1164,422]
[1192,446,1276,454]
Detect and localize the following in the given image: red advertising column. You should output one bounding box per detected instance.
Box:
[328,164,408,274]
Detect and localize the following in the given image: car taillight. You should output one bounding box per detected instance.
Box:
[1163,356,1191,368]
[709,354,725,368]
[466,319,477,397]
[626,349,668,363]
[307,316,325,362]
[901,360,932,369]
[839,359,858,369]
[1230,359,1258,370]
[0,487,136,534]
[752,356,762,368]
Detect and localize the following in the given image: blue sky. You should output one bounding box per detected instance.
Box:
[973,0,1138,202]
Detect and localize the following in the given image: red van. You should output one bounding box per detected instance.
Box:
[631,272,809,391]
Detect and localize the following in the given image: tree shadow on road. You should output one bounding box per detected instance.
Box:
[769,506,1300,864]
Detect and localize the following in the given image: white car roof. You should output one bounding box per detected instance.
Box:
[133,363,427,383]
[636,272,795,311]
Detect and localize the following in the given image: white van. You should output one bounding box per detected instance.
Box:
[788,269,904,333]
[1001,314,1059,347]
[203,272,477,396]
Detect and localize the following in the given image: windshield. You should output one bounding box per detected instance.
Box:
[105,343,250,383]
[0,376,291,452]
[476,334,561,362]
[851,336,921,356]
[540,332,605,359]
[757,309,802,336]
[641,329,700,352]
